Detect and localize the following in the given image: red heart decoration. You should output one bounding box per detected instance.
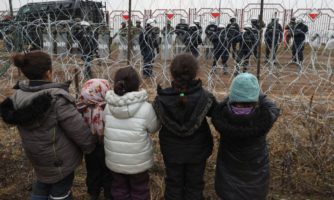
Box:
[211,12,220,18]
[167,13,174,20]
[308,13,319,21]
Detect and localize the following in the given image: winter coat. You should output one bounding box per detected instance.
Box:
[139,26,159,59]
[212,29,230,58]
[226,22,241,43]
[238,28,258,52]
[153,80,216,164]
[75,28,98,60]
[0,81,95,184]
[211,94,280,200]
[103,90,160,174]
[265,22,283,44]
[205,24,218,39]
[293,23,309,42]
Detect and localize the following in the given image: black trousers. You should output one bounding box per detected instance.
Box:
[237,48,252,67]
[265,41,279,60]
[292,39,305,62]
[213,46,229,66]
[142,52,155,77]
[231,42,238,59]
[85,142,113,199]
[164,161,207,200]
[189,46,200,58]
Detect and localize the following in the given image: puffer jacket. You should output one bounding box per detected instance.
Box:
[153,80,216,163]
[0,80,95,184]
[103,90,160,174]
[211,94,280,200]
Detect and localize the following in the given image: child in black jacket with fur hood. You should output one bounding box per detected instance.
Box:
[211,73,280,200]
[153,53,216,200]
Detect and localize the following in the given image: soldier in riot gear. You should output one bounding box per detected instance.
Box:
[175,18,189,53]
[185,24,202,58]
[226,17,241,59]
[264,18,283,63]
[204,20,218,59]
[292,18,308,65]
[250,17,264,58]
[211,24,230,74]
[139,18,159,77]
[75,21,98,78]
[236,24,258,73]
[194,19,203,37]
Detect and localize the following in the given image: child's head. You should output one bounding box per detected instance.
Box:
[170,53,198,83]
[12,51,52,81]
[229,73,260,107]
[114,67,140,96]
[79,79,111,105]
[78,79,111,136]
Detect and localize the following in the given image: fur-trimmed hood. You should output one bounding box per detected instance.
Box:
[153,80,215,137]
[0,80,72,128]
[211,94,280,140]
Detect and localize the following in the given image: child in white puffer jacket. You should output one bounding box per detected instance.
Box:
[103,66,160,199]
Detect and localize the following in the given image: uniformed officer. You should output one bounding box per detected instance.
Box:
[292,18,308,65]
[211,24,230,74]
[139,18,159,77]
[264,18,283,63]
[226,17,241,60]
[204,20,218,59]
[76,21,98,78]
[236,24,258,72]
[185,24,202,58]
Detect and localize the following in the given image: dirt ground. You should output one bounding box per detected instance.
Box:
[0,44,333,199]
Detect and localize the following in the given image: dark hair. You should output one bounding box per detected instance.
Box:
[114,67,140,96]
[12,51,52,80]
[170,53,199,106]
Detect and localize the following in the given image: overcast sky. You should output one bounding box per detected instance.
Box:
[0,0,332,11]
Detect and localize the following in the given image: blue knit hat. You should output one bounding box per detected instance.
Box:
[229,73,260,103]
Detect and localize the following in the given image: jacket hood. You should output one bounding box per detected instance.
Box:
[0,80,71,128]
[211,94,280,140]
[105,90,147,119]
[153,80,214,137]
[12,80,71,109]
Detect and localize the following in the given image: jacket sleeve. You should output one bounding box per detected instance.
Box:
[55,95,96,154]
[206,94,218,118]
[145,103,161,133]
[260,95,280,124]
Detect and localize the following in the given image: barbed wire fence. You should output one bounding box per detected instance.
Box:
[0,0,333,198]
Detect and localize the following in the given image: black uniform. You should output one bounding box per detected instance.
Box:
[251,19,265,58]
[175,22,189,44]
[226,22,241,59]
[139,25,159,77]
[211,27,230,69]
[185,26,202,58]
[204,24,218,59]
[292,22,308,63]
[236,27,258,70]
[264,20,283,61]
[195,23,203,37]
[75,26,98,78]
[205,24,218,41]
